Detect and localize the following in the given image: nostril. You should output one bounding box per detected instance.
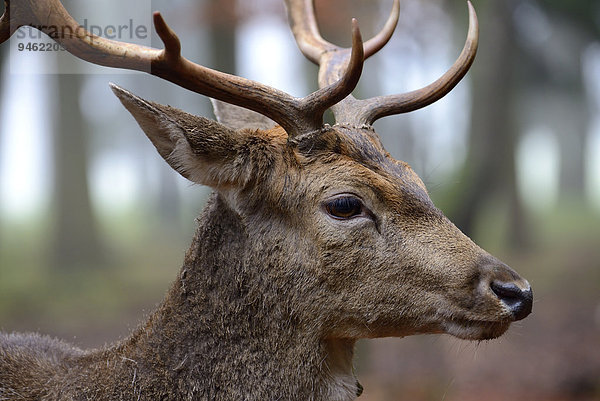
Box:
[491,281,522,299]
[491,281,533,321]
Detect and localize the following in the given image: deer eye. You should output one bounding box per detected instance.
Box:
[324,196,364,219]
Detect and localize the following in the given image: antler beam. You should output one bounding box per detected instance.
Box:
[0,0,365,137]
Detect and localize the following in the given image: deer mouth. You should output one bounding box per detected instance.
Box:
[442,316,512,340]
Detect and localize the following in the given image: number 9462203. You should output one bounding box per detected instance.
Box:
[17,42,65,51]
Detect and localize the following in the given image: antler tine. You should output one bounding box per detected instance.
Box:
[285,0,333,64]
[300,18,364,123]
[152,12,181,63]
[363,0,400,60]
[351,1,479,126]
[287,0,400,65]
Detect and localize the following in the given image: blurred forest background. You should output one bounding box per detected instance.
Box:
[1,0,599,400]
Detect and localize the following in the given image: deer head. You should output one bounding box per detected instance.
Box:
[0,0,532,394]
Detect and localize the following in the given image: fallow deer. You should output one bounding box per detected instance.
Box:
[0,0,533,400]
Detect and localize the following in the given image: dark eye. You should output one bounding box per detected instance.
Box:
[324,196,363,219]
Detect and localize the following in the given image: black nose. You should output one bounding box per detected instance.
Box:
[491,281,533,321]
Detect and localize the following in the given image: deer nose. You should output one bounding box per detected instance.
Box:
[490,281,533,321]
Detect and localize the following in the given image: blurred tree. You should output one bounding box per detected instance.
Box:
[525,0,598,205]
[205,0,237,74]
[448,0,529,249]
[0,43,5,245]
[538,0,600,36]
[447,0,599,245]
[51,73,104,270]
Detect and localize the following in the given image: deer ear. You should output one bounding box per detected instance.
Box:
[110,83,249,188]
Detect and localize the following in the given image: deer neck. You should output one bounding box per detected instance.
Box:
[121,193,361,401]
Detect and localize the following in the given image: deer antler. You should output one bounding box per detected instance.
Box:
[0,0,364,137]
[286,0,478,126]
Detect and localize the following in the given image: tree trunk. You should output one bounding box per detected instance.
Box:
[558,103,587,203]
[206,0,237,74]
[51,73,104,270]
[449,0,529,249]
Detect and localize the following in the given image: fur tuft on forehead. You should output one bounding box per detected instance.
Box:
[291,125,410,178]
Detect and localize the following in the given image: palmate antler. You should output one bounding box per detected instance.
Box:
[0,0,365,137]
[0,0,478,134]
[286,0,479,126]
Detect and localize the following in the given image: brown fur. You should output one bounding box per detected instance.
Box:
[0,86,531,400]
